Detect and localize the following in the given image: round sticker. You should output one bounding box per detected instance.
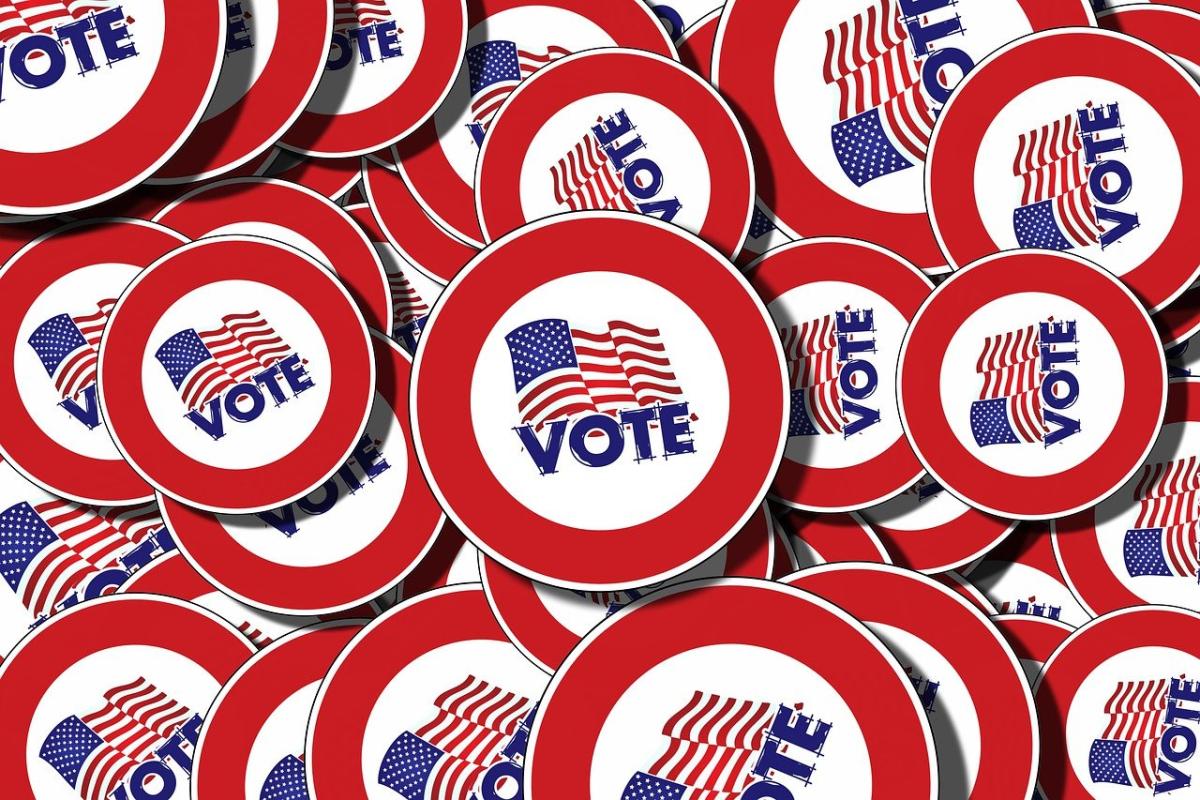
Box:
[526,578,938,798]
[927,27,1200,312]
[476,48,754,258]
[993,613,1074,686]
[280,0,467,156]
[897,249,1166,519]
[119,552,330,649]
[361,154,478,284]
[859,474,1018,573]
[964,521,1093,627]
[773,506,891,565]
[268,151,363,199]
[346,201,444,348]
[1054,378,1200,616]
[97,235,375,513]
[154,177,392,333]
[713,0,1095,269]
[750,238,931,511]
[158,332,444,615]
[0,594,255,800]
[480,502,774,673]
[0,460,171,656]
[787,563,1038,800]
[678,7,719,77]
[152,0,331,183]
[411,213,788,588]
[306,585,548,799]
[192,620,364,800]
[392,0,676,249]
[1035,606,1200,798]
[0,219,187,504]
[0,2,226,213]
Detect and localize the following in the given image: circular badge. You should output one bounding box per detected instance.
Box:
[0,2,226,213]
[346,202,444,348]
[965,521,1094,627]
[527,578,937,798]
[1035,606,1200,798]
[280,0,467,156]
[713,0,1095,269]
[786,563,1038,800]
[158,332,444,615]
[392,0,676,249]
[307,585,549,799]
[927,28,1200,312]
[361,154,478,285]
[750,238,931,511]
[0,594,255,800]
[154,178,392,333]
[98,235,375,513]
[1054,378,1200,616]
[476,48,754,258]
[773,505,891,565]
[480,502,774,673]
[193,620,364,800]
[412,213,788,589]
[0,219,187,505]
[678,8,719,79]
[268,151,363,199]
[0,460,171,656]
[119,552,330,648]
[898,249,1166,519]
[859,474,1018,572]
[994,613,1074,686]
[152,0,331,183]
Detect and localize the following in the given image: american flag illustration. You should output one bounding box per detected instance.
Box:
[27,299,115,401]
[466,41,569,136]
[333,0,391,32]
[781,310,876,437]
[1089,678,1168,789]
[1123,457,1200,580]
[620,691,794,797]
[154,311,293,411]
[970,322,1060,447]
[823,0,936,186]
[261,754,309,800]
[0,497,161,620]
[39,678,194,800]
[0,0,115,45]
[747,207,778,242]
[1012,110,1105,251]
[549,128,638,213]
[504,319,686,430]
[377,675,534,800]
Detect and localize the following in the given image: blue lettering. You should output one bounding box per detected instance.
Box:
[226,2,253,54]
[60,384,101,429]
[515,419,568,475]
[569,414,624,468]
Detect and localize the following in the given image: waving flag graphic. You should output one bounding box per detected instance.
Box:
[1123,457,1200,579]
[1088,678,1168,788]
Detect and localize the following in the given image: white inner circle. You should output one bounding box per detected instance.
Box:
[770,281,906,469]
[140,279,332,470]
[470,272,729,531]
[515,94,713,239]
[773,0,1034,214]
[17,262,136,461]
[938,291,1124,477]
[0,2,167,153]
[590,643,874,798]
